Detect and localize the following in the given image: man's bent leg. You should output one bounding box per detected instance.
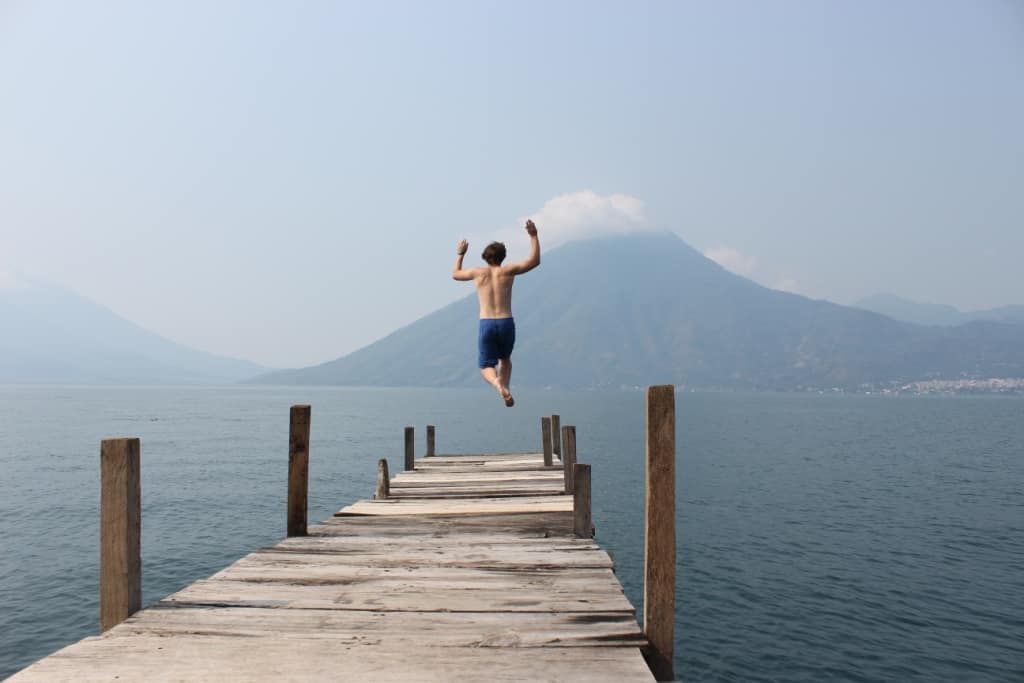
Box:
[496,358,514,407]
[480,366,501,389]
[498,358,512,391]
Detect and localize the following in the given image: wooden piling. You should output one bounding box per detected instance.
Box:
[374,459,390,500]
[643,385,676,681]
[572,463,592,538]
[426,425,436,457]
[562,425,577,494]
[404,426,415,471]
[287,405,311,538]
[541,417,553,466]
[100,437,141,633]
[551,414,561,456]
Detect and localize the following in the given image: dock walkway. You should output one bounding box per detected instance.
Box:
[9,449,656,681]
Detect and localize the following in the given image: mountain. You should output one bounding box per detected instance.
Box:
[855,293,1024,327]
[0,279,268,384]
[254,231,1024,390]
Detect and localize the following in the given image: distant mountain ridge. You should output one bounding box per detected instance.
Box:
[0,279,268,384]
[854,293,1024,327]
[253,231,1024,390]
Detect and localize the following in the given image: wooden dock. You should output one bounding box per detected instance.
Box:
[8,393,677,682]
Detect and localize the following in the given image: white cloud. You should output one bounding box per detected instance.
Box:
[521,190,649,247]
[703,246,803,295]
[774,277,800,293]
[703,246,757,276]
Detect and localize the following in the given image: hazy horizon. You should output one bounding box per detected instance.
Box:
[3,2,1022,367]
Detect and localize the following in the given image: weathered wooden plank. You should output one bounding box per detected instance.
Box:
[338,499,573,517]
[280,533,595,550]
[390,470,564,483]
[389,479,564,490]
[414,452,541,462]
[237,544,613,569]
[310,512,574,537]
[251,535,608,557]
[164,578,633,613]
[209,558,614,584]
[115,606,647,648]
[410,463,563,473]
[9,637,655,682]
[387,491,563,500]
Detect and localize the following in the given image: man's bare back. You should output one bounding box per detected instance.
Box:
[452,220,541,406]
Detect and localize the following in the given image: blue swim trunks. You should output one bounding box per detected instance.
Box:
[478,317,516,369]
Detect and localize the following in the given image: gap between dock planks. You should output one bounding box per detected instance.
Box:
[9,451,654,682]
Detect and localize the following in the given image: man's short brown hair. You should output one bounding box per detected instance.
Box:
[482,242,507,265]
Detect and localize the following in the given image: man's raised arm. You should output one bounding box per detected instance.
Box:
[452,239,475,281]
[508,220,541,275]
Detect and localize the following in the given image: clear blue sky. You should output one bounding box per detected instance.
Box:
[2,1,1022,367]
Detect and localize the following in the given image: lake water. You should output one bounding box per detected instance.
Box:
[1,386,1022,681]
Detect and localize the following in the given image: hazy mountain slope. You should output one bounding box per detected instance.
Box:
[855,293,1024,327]
[0,281,267,383]
[255,232,1024,389]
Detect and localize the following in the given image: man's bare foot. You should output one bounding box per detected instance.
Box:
[499,385,514,407]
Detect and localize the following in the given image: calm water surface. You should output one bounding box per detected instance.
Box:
[1,386,1022,681]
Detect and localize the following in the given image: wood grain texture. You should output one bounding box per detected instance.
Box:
[643,385,676,681]
[287,405,311,537]
[562,425,577,494]
[404,426,415,471]
[572,463,593,539]
[9,638,653,682]
[551,414,561,456]
[374,458,390,500]
[338,495,574,517]
[541,417,553,467]
[99,438,141,633]
[114,606,647,648]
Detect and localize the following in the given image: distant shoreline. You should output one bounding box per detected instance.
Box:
[1,381,1022,397]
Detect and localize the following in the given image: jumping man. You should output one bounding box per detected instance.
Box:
[452,220,541,407]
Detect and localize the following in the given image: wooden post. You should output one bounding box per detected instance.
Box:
[404,426,415,471]
[100,437,141,633]
[426,424,436,457]
[541,417,553,466]
[572,463,592,538]
[287,405,311,538]
[374,459,390,500]
[562,425,577,494]
[643,385,676,681]
[551,414,561,456]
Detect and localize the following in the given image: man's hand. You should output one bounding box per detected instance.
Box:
[457,239,468,256]
[525,220,537,237]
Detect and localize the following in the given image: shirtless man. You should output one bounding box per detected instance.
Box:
[452,220,541,407]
